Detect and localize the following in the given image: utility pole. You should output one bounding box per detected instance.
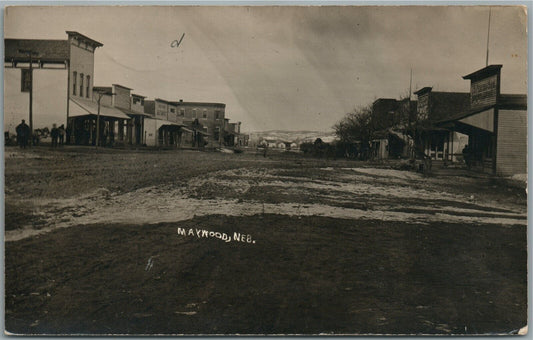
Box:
[94,90,114,149]
[18,49,39,146]
[486,7,492,66]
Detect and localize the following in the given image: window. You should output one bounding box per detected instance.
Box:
[203,110,207,119]
[72,71,77,95]
[133,97,145,106]
[21,69,31,92]
[215,110,220,119]
[86,75,90,98]
[180,109,185,116]
[79,74,84,97]
[193,109,197,118]
[170,108,176,113]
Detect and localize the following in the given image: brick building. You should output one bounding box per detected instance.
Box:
[371,98,399,131]
[172,100,227,147]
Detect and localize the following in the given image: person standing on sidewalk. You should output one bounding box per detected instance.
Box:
[50,124,59,148]
[15,119,30,148]
[58,124,65,146]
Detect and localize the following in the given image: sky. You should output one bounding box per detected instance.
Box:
[4,5,528,132]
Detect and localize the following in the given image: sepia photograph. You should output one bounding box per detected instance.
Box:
[2,5,528,335]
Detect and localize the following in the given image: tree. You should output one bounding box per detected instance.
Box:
[333,105,373,144]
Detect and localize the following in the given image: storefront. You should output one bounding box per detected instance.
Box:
[438,65,527,176]
[68,97,131,146]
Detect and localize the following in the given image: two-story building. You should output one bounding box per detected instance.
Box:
[67,83,131,146]
[413,87,470,161]
[371,98,399,131]
[88,84,149,146]
[128,93,148,145]
[4,31,108,143]
[173,100,226,147]
[224,121,243,146]
[143,98,192,147]
[369,98,416,159]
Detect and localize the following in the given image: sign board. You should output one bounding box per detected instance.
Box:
[470,74,498,109]
[417,93,429,120]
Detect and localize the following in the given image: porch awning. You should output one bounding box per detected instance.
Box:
[69,98,130,120]
[458,108,494,133]
[155,119,181,129]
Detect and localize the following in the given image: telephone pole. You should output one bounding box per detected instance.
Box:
[486,7,492,66]
[18,49,39,146]
[94,90,115,149]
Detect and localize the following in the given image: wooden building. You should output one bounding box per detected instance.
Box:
[4,31,103,139]
[143,98,193,147]
[413,87,470,162]
[438,65,527,176]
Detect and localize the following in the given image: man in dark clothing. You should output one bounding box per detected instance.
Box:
[58,124,65,145]
[15,119,30,148]
[50,124,59,148]
[462,144,471,169]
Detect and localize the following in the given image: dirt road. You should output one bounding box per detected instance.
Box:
[4,146,527,335]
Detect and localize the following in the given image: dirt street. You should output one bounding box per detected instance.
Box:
[4,146,527,335]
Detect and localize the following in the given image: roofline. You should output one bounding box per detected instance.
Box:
[462,64,502,80]
[154,98,170,104]
[113,84,133,90]
[132,93,147,98]
[66,31,103,47]
[428,91,469,95]
[171,101,226,108]
[413,87,432,95]
[372,98,397,104]
[4,38,70,63]
[4,38,66,43]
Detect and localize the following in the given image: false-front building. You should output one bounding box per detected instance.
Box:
[438,65,527,176]
[4,31,102,139]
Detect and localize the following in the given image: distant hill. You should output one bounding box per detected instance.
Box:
[248,130,337,145]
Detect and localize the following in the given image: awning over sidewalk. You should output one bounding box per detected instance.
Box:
[154,119,181,129]
[70,98,130,120]
[458,108,494,133]
[145,118,190,130]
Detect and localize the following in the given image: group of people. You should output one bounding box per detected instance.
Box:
[14,119,66,148]
[50,124,66,147]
